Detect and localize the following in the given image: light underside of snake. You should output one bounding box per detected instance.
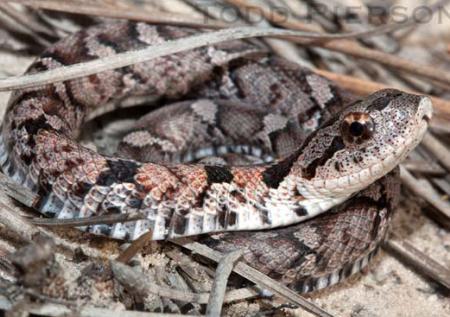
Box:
[0,21,432,293]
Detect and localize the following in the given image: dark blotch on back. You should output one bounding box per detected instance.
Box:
[302,137,345,180]
[10,91,43,108]
[289,239,317,271]
[20,115,54,136]
[96,159,140,186]
[262,150,299,188]
[96,33,122,52]
[204,165,234,184]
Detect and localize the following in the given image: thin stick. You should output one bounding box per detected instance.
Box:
[400,166,450,219]
[383,234,450,289]
[206,250,243,317]
[116,230,153,263]
[31,212,147,227]
[175,241,333,317]
[0,25,427,92]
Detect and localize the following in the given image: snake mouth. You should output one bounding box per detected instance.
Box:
[418,96,433,125]
[422,114,431,125]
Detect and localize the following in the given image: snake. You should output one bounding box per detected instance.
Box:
[0,21,432,293]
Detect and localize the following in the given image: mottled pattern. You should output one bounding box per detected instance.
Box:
[0,21,432,292]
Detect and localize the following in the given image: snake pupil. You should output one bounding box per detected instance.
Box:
[349,121,365,137]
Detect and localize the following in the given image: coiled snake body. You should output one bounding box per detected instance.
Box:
[0,22,432,293]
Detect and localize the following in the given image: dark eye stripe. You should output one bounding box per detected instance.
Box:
[302,136,345,180]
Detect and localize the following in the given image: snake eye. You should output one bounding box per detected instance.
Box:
[341,112,374,144]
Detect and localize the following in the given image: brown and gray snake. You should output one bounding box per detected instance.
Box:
[0,21,433,293]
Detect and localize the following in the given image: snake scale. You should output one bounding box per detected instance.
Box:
[0,21,432,293]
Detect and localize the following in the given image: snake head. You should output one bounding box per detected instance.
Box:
[295,88,432,195]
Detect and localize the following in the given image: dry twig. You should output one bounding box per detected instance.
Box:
[116,230,154,263]
[206,250,243,317]
[175,241,333,317]
[111,260,258,305]
[383,234,450,289]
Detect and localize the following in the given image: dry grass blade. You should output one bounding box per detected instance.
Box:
[8,0,227,29]
[176,241,333,317]
[383,234,450,289]
[206,250,243,317]
[31,212,147,227]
